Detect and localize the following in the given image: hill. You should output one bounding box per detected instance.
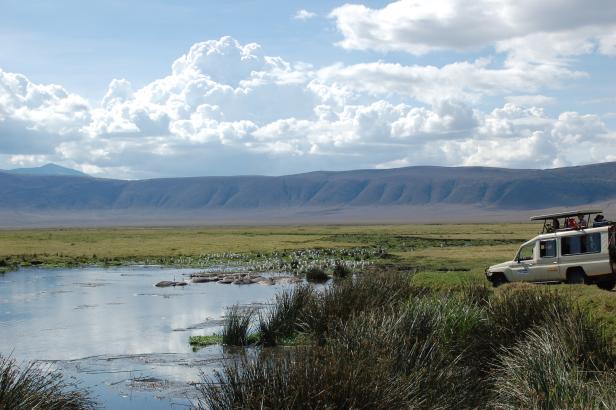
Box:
[3,163,89,177]
[1,163,616,226]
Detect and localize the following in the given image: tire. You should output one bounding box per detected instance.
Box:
[491,273,507,288]
[597,280,616,291]
[566,268,586,285]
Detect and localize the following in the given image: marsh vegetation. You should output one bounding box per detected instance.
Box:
[5,223,616,408]
[198,273,616,409]
[0,355,95,410]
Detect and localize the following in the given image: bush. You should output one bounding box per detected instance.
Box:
[222,305,255,346]
[0,355,95,410]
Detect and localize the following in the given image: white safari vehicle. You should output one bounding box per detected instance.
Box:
[486,210,616,290]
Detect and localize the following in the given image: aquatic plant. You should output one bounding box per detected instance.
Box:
[490,310,616,409]
[189,335,223,347]
[0,355,95,410]
[197,278,616,409]
[304,266,329,283]
[332,260,351,278]
[222,305,255,346]
[259,284,315,346]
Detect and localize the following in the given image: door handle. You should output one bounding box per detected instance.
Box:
[552,261,558,264]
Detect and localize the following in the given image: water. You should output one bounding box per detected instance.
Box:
[0,266,290,409]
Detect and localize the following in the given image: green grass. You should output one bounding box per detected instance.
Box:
[0,223,533,270]
[189,335,223,347]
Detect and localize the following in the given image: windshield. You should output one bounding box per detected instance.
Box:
[516,242,535,261]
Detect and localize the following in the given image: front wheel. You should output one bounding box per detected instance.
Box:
[490,273,507,288]
[597,280,616,291]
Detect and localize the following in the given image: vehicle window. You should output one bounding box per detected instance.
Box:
[561,233,601,255]
[517,243,535,261]
[539,240,556,258]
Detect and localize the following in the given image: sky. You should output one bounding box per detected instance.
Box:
[1,0,615,179]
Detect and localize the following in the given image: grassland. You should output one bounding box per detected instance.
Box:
[3,222,616,337]
[0,223,534,267]
[4,223,616,408]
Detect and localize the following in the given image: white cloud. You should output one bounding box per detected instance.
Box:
[314,59,582,105]
[330,0,616,57]
[294,9,317,21]
[0,36,614,178]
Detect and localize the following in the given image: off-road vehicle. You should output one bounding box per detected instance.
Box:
[485,210,616,290]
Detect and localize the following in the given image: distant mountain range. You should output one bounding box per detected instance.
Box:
[1,162,616,226]
[2,163,89,177]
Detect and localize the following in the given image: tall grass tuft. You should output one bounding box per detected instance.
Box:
[490,313,616,409]
[304,266,329,283]
[222,305,255,346]
[259,284,314,346]
[0,355,95,410]
[301,271,422,342]
[332,261,351,278]
[197,276,616,409]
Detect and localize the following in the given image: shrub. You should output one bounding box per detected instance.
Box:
[0,355,95,410]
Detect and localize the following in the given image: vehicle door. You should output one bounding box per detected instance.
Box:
[509,241,537,282]
[532,237,560,281]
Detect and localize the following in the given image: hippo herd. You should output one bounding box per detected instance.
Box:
[154,272,302,288]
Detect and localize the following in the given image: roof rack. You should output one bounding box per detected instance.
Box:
[530,209,603,221]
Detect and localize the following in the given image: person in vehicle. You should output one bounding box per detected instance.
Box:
[565,217,577,229]
[552,218,560,231]
[577,214,587,228]
[593,214,609,227]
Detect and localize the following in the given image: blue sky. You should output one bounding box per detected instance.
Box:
[1,0,615,178]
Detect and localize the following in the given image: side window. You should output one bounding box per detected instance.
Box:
[518,242,535,261]
[561,233,601,255]
[583,233,601,253]
[539,240,556,258]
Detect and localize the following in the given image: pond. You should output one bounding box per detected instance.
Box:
[0,266,292,409]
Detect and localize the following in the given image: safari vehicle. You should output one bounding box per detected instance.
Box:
[486,210,616,290]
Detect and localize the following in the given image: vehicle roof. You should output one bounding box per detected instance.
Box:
[529,209,603,221]
[524,225,610,245]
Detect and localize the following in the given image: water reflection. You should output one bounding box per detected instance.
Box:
[0,266,289,408]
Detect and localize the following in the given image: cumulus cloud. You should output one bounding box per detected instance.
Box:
[294,9,317,21]
[0,35,614,178]
[330,0,616,57]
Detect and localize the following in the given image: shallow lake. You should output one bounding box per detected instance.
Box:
[0,266,291,409]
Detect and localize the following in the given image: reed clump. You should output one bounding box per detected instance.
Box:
[0,355,95,410]
[198,277,616,409]
[221,305,256,346]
